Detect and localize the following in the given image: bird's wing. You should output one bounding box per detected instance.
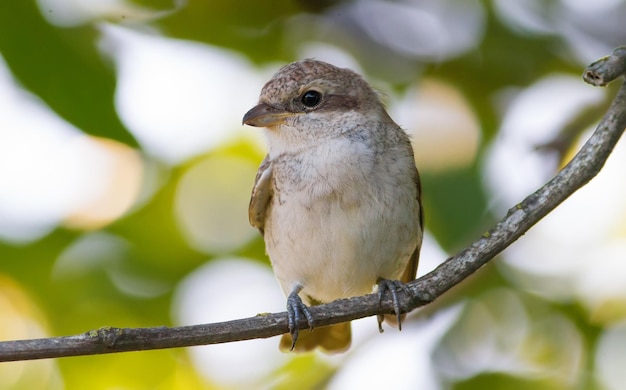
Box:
[248,155,273,235]
[401,168,424,284]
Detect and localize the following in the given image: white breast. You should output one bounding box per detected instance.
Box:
[264,136,420,304]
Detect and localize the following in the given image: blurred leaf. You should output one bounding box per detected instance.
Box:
[271,354,335,389]
[0,1,137,146]
[129,0,177,11]
[0,229,79,303]
[58,350,204,390]
[454,372,570,390]
[433,13,580,141]
[422,164,490,250]
[153,0,303,62]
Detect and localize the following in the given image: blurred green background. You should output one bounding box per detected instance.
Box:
[1,0,626,389]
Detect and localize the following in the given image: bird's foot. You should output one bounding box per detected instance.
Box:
[376,278,412,332]
[286,291,315,351]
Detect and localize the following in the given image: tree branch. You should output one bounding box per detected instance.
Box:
[2,47,626,363]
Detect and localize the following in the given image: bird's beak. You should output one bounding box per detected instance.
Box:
[242,103,294,128]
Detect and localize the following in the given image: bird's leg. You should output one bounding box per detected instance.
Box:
[286,284,315,351]
[376,278,413,332]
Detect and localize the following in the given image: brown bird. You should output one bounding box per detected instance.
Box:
[243,59,423,353]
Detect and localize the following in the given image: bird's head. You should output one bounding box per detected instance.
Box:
[243,59,389,154]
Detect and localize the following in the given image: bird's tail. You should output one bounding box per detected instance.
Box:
[279,322,351,354]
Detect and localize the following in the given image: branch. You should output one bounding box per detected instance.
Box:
[2,47,626,363]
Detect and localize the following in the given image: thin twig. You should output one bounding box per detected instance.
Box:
[1,47,626,362]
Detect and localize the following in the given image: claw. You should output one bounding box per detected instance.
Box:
[377,278,412,332]
[286,291,314,351]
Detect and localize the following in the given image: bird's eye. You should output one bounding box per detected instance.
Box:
[301,90,322,108]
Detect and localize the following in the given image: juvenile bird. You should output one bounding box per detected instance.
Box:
[243,59,423,353]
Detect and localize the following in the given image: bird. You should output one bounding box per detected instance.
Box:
[242,59,423,353]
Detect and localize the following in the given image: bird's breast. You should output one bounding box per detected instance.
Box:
[264,139,420,303]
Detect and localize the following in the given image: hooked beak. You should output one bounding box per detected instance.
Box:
[242,103,295,128]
